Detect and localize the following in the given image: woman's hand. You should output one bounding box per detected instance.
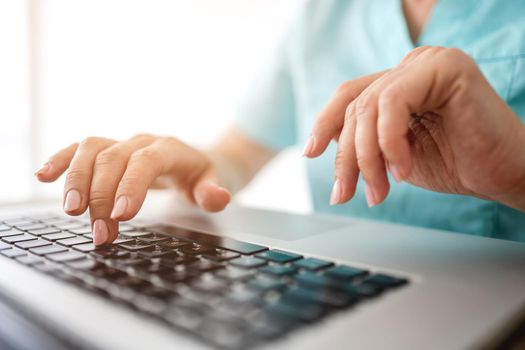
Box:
[304,46,525,210]
[35,134,231,245]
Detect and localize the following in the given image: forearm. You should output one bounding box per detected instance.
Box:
[206,127,277,194]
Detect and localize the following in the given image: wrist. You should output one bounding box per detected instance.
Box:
[493,124,525,211]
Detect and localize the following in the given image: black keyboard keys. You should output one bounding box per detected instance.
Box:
[3,234,36,244]
[229,256,267,269]
[324,265,368,280]
[256,249,302,263]
[15,239,51,250]
[30,244,68,256]
[293,257,334,271]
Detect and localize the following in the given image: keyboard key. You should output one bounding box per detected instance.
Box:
[57,236,92,247]
[15,223,47,231]
[246,276,288,293]
[163,304,204,332]
[259,264,298,277]
[67,227,93,235]
[15,239,51,250]
[0,241,11,250]
[42,232,76,241]
[0,229,24,238]
[33,261,62,274]
[73,243,98,253]
[361,274,408,289]
[256,249,303,263]
[3,233,37,243]
[118,242,155,252]
[229,256,267,269]
[114,275,151,290]
[136,233,169,244]
[66,258,101,270]
[293,258,334,271]
[266,299,325,323]
[160,270,195,284]
[0,224,11,231]
[27,227,61,236]
[324,265,368,281]
[52,222,88,230]
[157,238,190,250]
[119,231,152,238]
[179,243,215,255]
[202,249,240,261]
[152,225,268,255]
[216,267,255,281]
[191,276,229,293]
[16,254,44,265]
[2,218,32,226]
[1,247,27,258]
[30,244,68,256]
[112,235,135,245]
[159,255,198,267]
[137,248,177,259]
[281,286,356,308]
[46,250,86,263]
[187,259,224,273]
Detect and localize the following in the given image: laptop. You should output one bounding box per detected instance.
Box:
[0,191,524,350]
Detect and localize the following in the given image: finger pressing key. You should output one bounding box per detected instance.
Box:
[89,134,156,245]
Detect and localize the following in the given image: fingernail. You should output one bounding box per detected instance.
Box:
[93,219,109,246]
[64,190,81,212]
[330,178,342,205]
[390,165,403,183]
[34,163,50,176]
[302,136,315,157]
[111,196,128,219]
[365,183,378,208]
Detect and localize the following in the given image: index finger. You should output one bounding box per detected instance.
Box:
[304,70,387,158]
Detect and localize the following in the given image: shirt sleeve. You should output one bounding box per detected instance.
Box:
[233,37,297,151]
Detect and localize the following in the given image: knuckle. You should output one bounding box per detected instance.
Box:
[441,48,475,69]
[354,94,374,120]
[131,133,154,142]
[95,148,126,166]
[118,174,143,195]
[377,134,398,151]
[79,136,102,149]
[378,86,400,107]
[131,147,163,164]
[335,80,353,94]
[344,102,355,123]
[88,191,110,209]
[356,152,378,170]
[65,168,87,185]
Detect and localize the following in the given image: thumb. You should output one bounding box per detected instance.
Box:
[192,170,231,212]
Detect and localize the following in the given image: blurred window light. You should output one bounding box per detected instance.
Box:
[0,0,310,213]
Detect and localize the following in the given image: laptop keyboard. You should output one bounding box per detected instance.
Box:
[0,214,409,349]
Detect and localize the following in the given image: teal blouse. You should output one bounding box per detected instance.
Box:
[235,0,525,242]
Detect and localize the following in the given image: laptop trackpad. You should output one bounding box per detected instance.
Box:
[155,204,349,241]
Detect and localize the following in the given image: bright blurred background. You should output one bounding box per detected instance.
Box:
[0,0,310,213]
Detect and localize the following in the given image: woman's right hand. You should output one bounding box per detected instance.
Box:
[35,134,232,246]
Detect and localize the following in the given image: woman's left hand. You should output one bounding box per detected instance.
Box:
[304,46,525,211]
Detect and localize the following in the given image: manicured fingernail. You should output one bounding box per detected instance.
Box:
[64,190,81,212]
[34,163,50,176]
[302,136,315,157]
[93,219,109,246]
[390,165,403,183]
[111,196,128,219]
[330,178,342,205]
[365,183,378,208]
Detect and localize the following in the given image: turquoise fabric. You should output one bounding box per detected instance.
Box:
[235,0,525,241]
